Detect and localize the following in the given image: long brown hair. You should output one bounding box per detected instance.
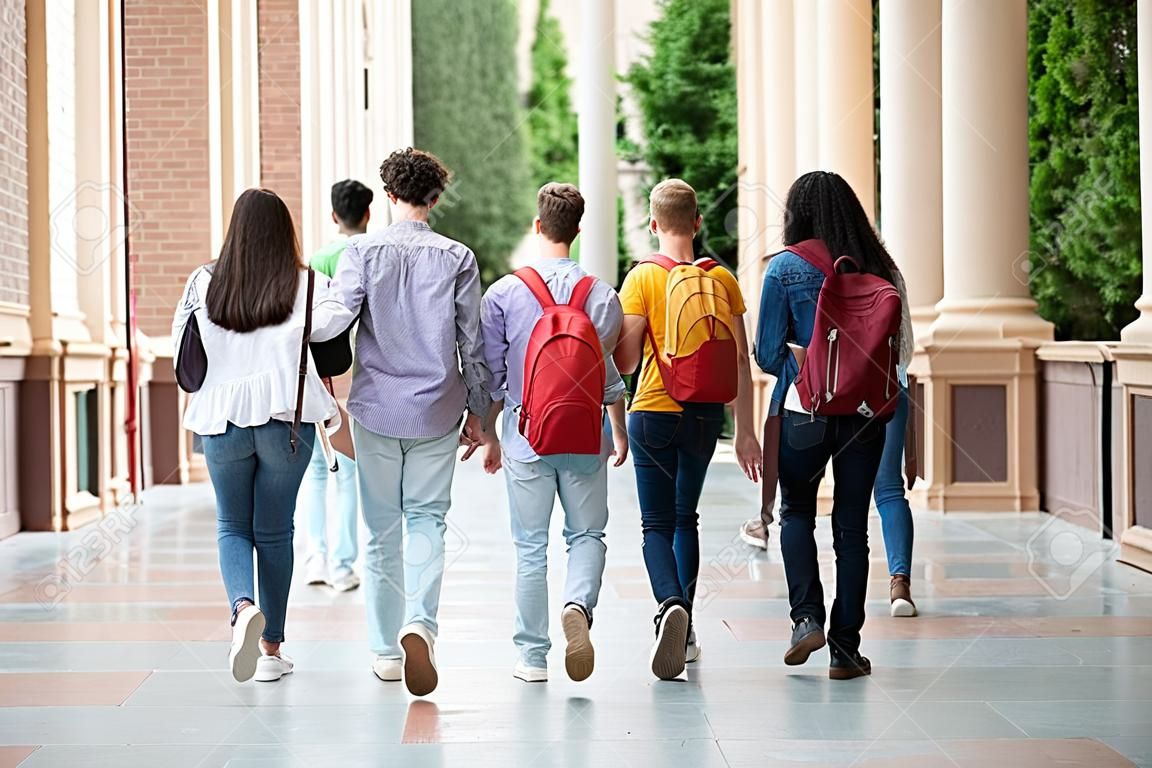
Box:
[206,188,303,332]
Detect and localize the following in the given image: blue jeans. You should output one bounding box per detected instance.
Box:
[628,406,725,612]
[778,412,885,654]
[202,420,314,643]
[354,420,459,658]
[504,455,608,667]
[299,444,359,574]
[873,387,914,577]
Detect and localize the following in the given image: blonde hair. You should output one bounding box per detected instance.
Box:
[649,179,698,236]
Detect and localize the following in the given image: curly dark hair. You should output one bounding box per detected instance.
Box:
[378,148,451,207]
[783,171,898,285]
[330,179,374,227]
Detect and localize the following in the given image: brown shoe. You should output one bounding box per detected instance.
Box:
[890,575,917,618]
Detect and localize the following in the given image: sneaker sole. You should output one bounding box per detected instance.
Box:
[401,633,438,696]
[332,581,361,593]
[784,628,826,666]
[829,663,872,680]
[229,610,266,683]
[306,578,328,586]
[650,606,689,680]
[890,598,917,618]
[254,664,292,683]
[562,609,595,682]
[739,530,769,551]
[513,669,548,683]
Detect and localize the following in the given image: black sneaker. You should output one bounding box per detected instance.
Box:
[784,617,826,666]
[829,648,872,680]
[650,598,689,680]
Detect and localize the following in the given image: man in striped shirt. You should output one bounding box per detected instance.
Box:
[327,148,492,697]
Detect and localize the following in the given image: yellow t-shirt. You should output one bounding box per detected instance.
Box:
[618,259,747,412]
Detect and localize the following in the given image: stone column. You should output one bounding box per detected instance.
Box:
[1122,0,1152,346]
[577,0,619,285]
[793,1,819,175]
[919,0,1051,513]
[816,0,875,219]
[879,0,943,342]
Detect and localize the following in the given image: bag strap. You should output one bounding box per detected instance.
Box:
[694,257,720,272]
[640,253,680,272]
[567,275,597,313]
[514,267,556,308]
[290,269,314,454]
[789,242,835,278]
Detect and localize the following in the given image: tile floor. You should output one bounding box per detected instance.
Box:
[1,448,1151,767]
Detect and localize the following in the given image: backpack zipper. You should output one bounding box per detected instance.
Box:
[826,328,839,403]
[885,337,894,399]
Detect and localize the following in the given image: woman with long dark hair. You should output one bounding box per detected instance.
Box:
[172,188,353,683]
[752,171,913,680]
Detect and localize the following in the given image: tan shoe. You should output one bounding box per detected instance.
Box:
[739,518,769,550]
[890,575,917,617]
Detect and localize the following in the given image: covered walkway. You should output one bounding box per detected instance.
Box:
[0,456,1149,766]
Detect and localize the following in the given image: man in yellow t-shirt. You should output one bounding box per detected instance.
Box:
[614,178,762,681]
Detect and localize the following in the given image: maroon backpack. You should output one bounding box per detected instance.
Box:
[790,240,902,420]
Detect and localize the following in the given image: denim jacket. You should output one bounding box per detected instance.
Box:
[753,243,912,415]
[753,248,824,414]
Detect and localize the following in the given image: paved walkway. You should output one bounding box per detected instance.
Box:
[1,449,1150,767]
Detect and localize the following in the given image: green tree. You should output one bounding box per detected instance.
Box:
[625,0,738,267]
[411,0,531,284]
[527,0,578,187]
[1028,0,1141,339]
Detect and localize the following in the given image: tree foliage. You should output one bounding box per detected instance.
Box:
[527,0,578,188]
[411,0,531,284]
[1028,0,1141,340]
[625,0,738,267]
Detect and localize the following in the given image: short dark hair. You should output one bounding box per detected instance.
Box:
[536,183,584,245]
[331,179,373,226]
[379,148,451,206]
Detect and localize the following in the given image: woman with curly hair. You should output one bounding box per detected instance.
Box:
[326,148,494,696]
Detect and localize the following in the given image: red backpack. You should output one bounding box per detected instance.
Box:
[640,254,739,404]
[790,240,902,420]
[516,267,606,455]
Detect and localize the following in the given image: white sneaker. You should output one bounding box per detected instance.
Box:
[739,518,770,550]
[304,556,328,586]
[650,602,689,681]
[513,661,548,683]
[686,628,702,664]
[399,623,438,696]
[228,605,265,683]
[254,653,294,682]
[372,656,402,682]
[330,570,361,593]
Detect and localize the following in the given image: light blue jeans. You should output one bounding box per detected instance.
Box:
[202,420,314,643]
[299,444,359,575]
[354,420,459,658]
[873,386,914,576]
[504,455,608,668]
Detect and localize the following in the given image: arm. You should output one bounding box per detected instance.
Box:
[614,314,647,376]
[607,397,628,467]
[455,251,493,439]
[479,284,509,407]
[311,241,365,342]
[732,318,762,483]
[171,267,203,346]
[753,270,790,377]
[479,399,504,473]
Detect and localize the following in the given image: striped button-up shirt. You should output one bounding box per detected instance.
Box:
[327,220,491,439]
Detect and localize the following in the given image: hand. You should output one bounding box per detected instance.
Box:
[482,440,502,474]
[735,431,762,483]
[610,428,629,467]
[459,413,484,461]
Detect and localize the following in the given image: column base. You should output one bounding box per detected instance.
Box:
[1111,343,1152,572]
[926,298,1054,346]
[1120,526,1152,575]
[1120,298,1152,345]
[916,337,1045,513]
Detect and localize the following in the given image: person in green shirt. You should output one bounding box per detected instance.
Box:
[300,180,373,592]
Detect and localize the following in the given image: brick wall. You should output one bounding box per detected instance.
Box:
[124,0,210,337]
[257,0,302,242]
[0,0,27,306]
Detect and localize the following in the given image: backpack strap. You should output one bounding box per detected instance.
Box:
[290,269,314,455]
[640,253,681,272]
[514,267,556,308]
[694,257,720,272]
[788,241,836,278]
[567,275,597,313]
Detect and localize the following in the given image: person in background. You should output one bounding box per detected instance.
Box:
[327,148,492,697]
[479,183,629,684]
[613,179,762,681]
[299,180,374,593]
[172,188,350,683]
[753,171,913,681]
